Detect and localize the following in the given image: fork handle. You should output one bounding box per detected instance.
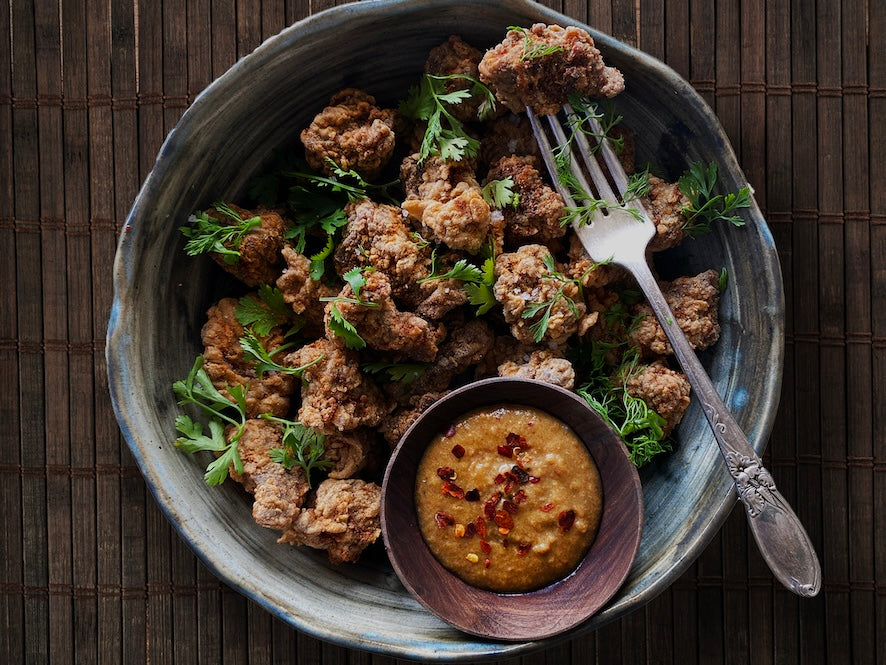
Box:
[624,257,821,597]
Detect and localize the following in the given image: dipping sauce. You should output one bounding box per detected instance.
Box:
[415,405,603,592]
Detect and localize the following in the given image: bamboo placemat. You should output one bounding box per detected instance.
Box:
[2,0,883,662]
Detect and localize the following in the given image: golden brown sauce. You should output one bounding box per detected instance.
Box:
[415,405,603,592]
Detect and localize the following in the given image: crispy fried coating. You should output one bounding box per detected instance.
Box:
[279,478,381,564]
[401,154,492,254]
[493,244,586,345]
[324,428,379,480]
[485,155,565,245]
[325,270,445,362]
[276,245,338,336]
[629,269,721,357]
[333,199,468,319]
[206,204,287,287]
[228,419,311,531]
[424,35,488,123]
[479,113,540,167]
[300,88,396,179]
[497,348,576,390]
[378,391,448,446]
[284,338,391,434]
[644,175,691,251]
[201,297,297,418]
[479,24,625,115]
[623,360,691,435]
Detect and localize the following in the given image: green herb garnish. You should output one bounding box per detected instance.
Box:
[508,25,566,60]
[261,415,332,487]
[239,330,323,377]
[180,202,262,264]
[172,356,247,486]
[235,285,301,338]
[678,162,751,234]
[320,267,378,350]
[362,361,428,385]
[400,73,496,162]
[521,253,582,343]
[481,177,520,209]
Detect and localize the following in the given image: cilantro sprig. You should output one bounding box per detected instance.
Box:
[464,240,497,315]
[418,250,483,284]
[172,356,247,486]
[239,330,324,377]
[235,286,302,338]
[180,202,262,264]
[362,361,428,385]
[400,73,496,162]
[261,415,332,488]
[678,162,751,235]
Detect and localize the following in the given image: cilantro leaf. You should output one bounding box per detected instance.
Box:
[235,286,301,337]
[481,177,520,209]
[362,361,428,385]
[180,203,262,264]
[678,162,751,234]
[261,415,332,488]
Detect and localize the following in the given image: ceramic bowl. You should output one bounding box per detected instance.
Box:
[106,0,783,659]
[382,378,644,641]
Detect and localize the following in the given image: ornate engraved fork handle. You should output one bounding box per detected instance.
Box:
[624,256,821,597]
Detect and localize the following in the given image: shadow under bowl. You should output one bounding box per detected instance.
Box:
[381,378,643,641]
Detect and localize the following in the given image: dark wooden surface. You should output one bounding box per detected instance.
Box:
[1,0,882,662]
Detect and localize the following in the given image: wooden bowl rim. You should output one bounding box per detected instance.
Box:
[381,377,644,641]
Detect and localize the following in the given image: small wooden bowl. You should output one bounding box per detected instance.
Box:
[380,377,644,641]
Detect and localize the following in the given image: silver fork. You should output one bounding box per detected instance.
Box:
[527,105,821,597]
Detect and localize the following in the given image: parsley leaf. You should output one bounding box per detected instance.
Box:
[235,286,301,338]
[400,73,496,162]
[362,361,428,385]
[481,177,520,209]
[172,356,247,486]
[180,203,262,264]
[678,162,751,234]
[261,415,332,488]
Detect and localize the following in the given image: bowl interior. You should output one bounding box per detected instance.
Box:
[107,0,783,659]
[381,378,643,641]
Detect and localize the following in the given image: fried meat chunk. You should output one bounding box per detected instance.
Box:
[324,428,379,480]
[485,155,565,245]
[401,154,492,254]
[424,35,488,123]
[479,24,624,115]
[493,244,586,345]
[276,245,339,335]
[644,175,691,252]
[279,478,381,564]
[228,419,311,531]
[629,269,721,357]
[325,270,445,362]
[300,89,396,179]
[378,391,448,446]
[204,204,287,287]
[332,199,465,318]
[623,360,691,435]
[497,348,576,390]
[201,297,297,418]
[285,338,390,434]
[388,319,495,404]
[479,113,540,167]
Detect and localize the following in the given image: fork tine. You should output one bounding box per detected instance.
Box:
[561,104,621,203]
[525,106,580,209]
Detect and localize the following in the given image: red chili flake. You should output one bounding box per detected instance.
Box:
[540,502,555,512]
[513,489,528,504]
[558,509,576,533]
[505,432,527,448]
[517,542,532,556]
[436,466,455,480]
[443,425,457,438]
[464,522,476,538]
[474,516,487,538]
[510,465,529,484]
[479,539,492,554]
[496,444,514,458]
[484,558,491,568]
[504,477,517,495]
[464,488,480,501]
[483,492,501,518]
[493,509,514,531]
[441,480,465,499]
[451,444,465,458]
[434,511,454,528]
[502,500,519,515]
[529,475,541,484]
[493,472,506,485]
